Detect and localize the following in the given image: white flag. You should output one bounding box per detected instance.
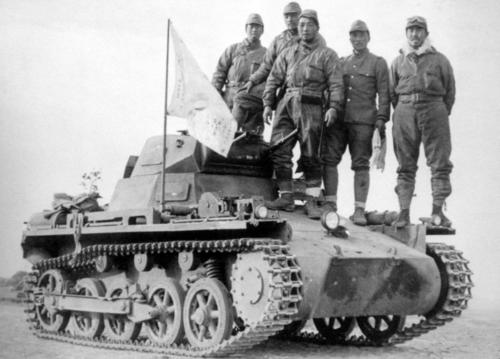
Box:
[169,25,237,157]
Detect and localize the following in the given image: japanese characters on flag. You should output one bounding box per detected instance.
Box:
[169,25,237,157]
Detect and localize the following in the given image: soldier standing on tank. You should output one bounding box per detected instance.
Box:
[321,20,390,225]
[390,16,455,228]
[211,14,266,134]
[262,10,344,219]
[244,2,302,93]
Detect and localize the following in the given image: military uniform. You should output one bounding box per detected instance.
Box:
[325,48,390,166]
[390,16,455,224]
[212,17,266,133]
[323,49,390,200]
[319,20,389,224]
[250,30,299,87]
[263,27,343,196]
[248,2,303,87]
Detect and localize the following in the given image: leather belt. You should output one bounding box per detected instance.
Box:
[399,93,443,103]
[286,87,322,97]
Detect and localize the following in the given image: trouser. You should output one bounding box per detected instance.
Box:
[232,103,264,135]
[321,121,374,170]
[222,86,237,109]
[270,93,323,190]
[392,100,453,208]
[321,121,374,205]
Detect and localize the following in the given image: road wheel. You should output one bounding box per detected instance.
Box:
[35,269,70,332]
[313,316,355,342]
[70,278,105,338]
[183,278,233,348]
[145,279,184,345]
[104,285,142,341]
[357,315,405,344]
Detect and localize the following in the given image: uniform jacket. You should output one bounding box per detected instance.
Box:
[249,31,327,86]
[211,39,266,94]
[342,49,390,124]
[249,30,299,86]
[390,39,456,113]
[263,36,343,111]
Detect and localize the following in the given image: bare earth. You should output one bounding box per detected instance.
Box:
[1,301,499,359]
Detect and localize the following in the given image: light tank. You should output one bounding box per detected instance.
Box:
[22,132,473,356]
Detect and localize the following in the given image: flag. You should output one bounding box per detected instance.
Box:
[169,25,237,157]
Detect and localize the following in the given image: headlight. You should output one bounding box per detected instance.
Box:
[254,205,268,219]
[321,210,340,231]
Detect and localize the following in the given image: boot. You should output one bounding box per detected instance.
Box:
[351,207,367,226]
[304,198,322,219]
[322,166,338,198]
[431,204,452,227]
[393,209,410,228]
[319,201,337,213]
[266,192,295,212]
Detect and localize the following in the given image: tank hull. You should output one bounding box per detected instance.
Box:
[282,212,441,319]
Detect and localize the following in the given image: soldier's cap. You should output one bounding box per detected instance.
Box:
[283,2,301,15]
[246,13,264,27]
[406,16,428,31]
[349,19,369,33]
[299,9,319,27]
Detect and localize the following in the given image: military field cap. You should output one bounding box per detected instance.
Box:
[349,19,369,33]
[246,13,264,26]
[299,9,319,27]
[406,16,427,31]
[283,2,301,14]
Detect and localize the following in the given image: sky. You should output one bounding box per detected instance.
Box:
[1,0,499,309]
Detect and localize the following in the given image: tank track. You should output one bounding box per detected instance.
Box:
[280,242,473,347]
[23,238,302,357]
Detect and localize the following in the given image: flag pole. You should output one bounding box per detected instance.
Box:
[161,18,171,212]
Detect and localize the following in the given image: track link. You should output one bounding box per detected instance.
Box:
[23,238,302,357]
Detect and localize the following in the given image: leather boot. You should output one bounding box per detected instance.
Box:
[322,166,338,199]
[351,207,367,226]
[319,201,337,214]
[354,170,369,209]
[266,192,295,212]
[393,208,410,228]
[431,204,452,227]
[304,198,322,219]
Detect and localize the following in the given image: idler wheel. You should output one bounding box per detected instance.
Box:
[35,269,70,332]
[104,285,142,341]
[183,278,233,348]
[356,315,405,344]
[313,316,355,342]
[145,279,184,345]
[70,278,105,338]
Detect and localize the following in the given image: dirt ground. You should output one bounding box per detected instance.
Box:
[1,301,499,359]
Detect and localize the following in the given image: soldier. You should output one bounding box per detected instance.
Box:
[263,10,344,219]
[321,20,390,225]
[390,16,455,228]
[211,14,266,133]
[244,2,302,92]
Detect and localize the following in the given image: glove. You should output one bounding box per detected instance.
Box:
[263,106,273,125]
[244,81,254,93]
[324,108,338,127]
[375,119,386,139]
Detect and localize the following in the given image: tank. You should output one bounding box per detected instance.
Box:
[22,132,473,357]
